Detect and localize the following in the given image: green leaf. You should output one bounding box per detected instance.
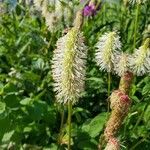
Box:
[4,94,19,108]
[3,83,17,93]
[22,71,40,82]
[48,143,58,150]
[77,139,97,150]
[142,84,150,95]
[0,82,4,95]
[32,58,45,70]
[0,102,6,114]
[2,130,15,142]
[144,105,150,129]
[17,39,31,57]
[0,117,11,141]
[82,113,107,138]
[88,113,107,138]
[20,98,32,105]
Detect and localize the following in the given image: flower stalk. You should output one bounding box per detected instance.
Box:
[133,3,140,52]
[68,101,72,150]
[52,8,86,149]
[97,36,149,149]
[103,72,133,150]
[96,33,150,149]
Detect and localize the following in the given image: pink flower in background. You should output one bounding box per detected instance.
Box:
[83,4,96,16]
[81,0,102,17]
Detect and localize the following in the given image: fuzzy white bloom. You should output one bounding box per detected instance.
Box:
[33,0,62,31]
[52,28,87,105]
[41,0,49,17]
[129,38,150,76]
[45,12,58,31]
[63,1,73,25]
[129,0,147,4]
[95,32,121,72]
[33,0,75,31]
[0,3,5,14]
[33,0,42,10]
[114,53,130,76]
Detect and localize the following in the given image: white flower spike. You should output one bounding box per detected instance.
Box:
[129,0,147,5]
[33,0,42,10]
[33,0,75,31]
[114,53,130,76]
[129,38,150,76]
[95,31,121,72]
[52,28,87,105]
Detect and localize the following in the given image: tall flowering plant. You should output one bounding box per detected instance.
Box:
[96,32,150,149]
[33,0,149,149]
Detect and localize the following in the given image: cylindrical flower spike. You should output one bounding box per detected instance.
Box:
[114,53,130,76]
[110,90,131,111]
[102,71,133,150]
[119,71,134,93]
[104,90,131,141]
[33,0,60,31]
[52,28,87,105]
[104,138,120,150]
[129,38,150,76]
[73,10,84,30]
[33,0,42,10]
[129,0,147,4]
[95,32,121,72]
[123,0,129,6]
[33,0,75,31]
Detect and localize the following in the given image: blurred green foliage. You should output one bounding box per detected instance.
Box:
[0,0,150,149]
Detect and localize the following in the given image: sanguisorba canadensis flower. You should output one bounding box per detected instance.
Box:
[114,53,131,76]
[104,137,120,150]
[52,28,87,105]
[129,0,147,4]
[129,38,150,76]
[33,0,74,31]
[95,31,121,72]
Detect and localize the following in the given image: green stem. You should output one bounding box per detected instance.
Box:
[68,101,72,150]
[133,4,140,52]
[58,106,65,145]
[107,72,111,116]
[103,4,106,24]
[108,72,111,97]
[133,104,147,131]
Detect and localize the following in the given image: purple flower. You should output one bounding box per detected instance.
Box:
[83,4,96,17]
[82,0,102,17]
